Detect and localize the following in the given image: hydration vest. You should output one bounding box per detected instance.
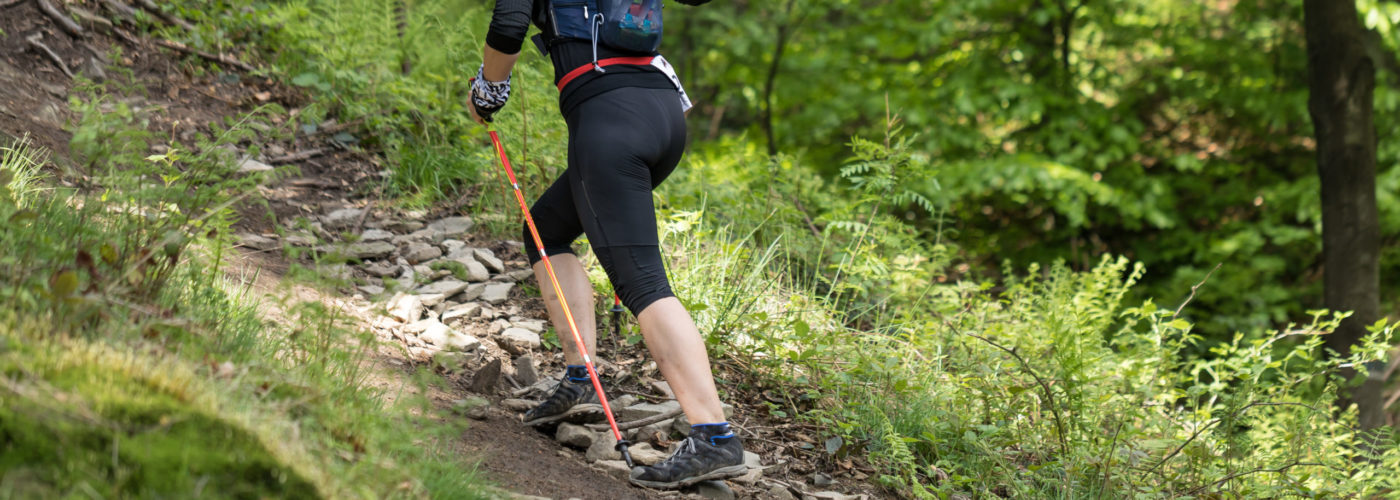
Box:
[535,0,664,67]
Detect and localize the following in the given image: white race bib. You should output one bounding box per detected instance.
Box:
[649,55,693,113]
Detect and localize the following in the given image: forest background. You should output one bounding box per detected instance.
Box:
[4,0,1400,497]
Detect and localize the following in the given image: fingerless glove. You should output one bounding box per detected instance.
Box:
[470,65,512,122]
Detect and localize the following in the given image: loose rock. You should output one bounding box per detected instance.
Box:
[444,332,481,352]
[481,282,514,304]
[555,423,597,448]
[627,442,670,466]
[322,207,364,230]
[499,328,542,354]
[593,459,631,478]
[767,484,798,500]
[511,319,548,334]
[650,380,675,399]
[585,429,619,462]
[416,279,470,298]
[811,473,834,487]
[237,233,278,251]
[441,239,467,255]
[469,358,502,393]
[618,401,682,422]
[346,241,396,260]
[360,229,393,242]
[402,242,442,264]
[694,481,735,500]
[363,260,398,278]
[419,321,451,346]
[358,285,385,296]
[442,302,483,324]
[427,216,474,242]
[513,355,539,386]
[387,293,424,323]
[473,248,505,273]
[459,283,487,302]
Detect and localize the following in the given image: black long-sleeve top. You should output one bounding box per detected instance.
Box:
[487,0,673,117]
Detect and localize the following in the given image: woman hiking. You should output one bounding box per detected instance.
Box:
[468,0,748,489]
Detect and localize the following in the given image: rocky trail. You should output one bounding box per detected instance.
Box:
[1,4,886,498]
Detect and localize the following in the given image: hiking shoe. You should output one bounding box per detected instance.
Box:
[521,377,604,426]
[628,431,747,489]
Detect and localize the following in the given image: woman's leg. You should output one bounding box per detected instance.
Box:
[637,297,726,424]
[533,253,596,365]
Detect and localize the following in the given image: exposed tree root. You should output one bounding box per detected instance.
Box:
[153,39,255,72]
[133,0,195,31]
[35,0,86,38]
[1,0,27,9]
[99,0,137,20]
[26,34,74,79]
[586,406,684,432]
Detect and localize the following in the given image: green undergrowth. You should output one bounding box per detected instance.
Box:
[0,81,489,498]
[644,127,1400,497]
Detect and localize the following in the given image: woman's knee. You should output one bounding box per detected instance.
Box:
[594,245,674,315]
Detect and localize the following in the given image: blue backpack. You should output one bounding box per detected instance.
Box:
[543,0,664,55]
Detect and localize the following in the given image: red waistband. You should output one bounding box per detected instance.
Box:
[556,56,657,91]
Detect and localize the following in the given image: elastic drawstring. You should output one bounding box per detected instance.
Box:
[590,12,606,73]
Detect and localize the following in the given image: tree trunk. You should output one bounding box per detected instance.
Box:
[1302,0,1385,435]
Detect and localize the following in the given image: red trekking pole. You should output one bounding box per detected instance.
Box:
[485,126,635,467]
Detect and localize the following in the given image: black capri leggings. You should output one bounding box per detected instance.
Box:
[523,86,687,316]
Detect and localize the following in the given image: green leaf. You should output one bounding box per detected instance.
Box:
[50,270,78,298]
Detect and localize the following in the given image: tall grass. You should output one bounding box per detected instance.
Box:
[0,84,490,498]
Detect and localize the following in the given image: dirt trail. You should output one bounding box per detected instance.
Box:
[2,6,885,499]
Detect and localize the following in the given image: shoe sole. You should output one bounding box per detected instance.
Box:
[521,403,604,426]
[627,464,749,489]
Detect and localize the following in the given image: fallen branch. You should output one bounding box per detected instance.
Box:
[26,34,74,79]
[266,148,328,165]
[153,39,255,72]
[35,0,86,38]
[133,0,195,31]
[69,5,113,29]
[586,406,684,432]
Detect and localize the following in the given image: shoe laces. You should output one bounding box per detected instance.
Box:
[657,436,700,467]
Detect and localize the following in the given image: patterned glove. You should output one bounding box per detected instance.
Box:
[470,64,511,122]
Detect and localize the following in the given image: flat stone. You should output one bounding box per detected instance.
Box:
[441,239,467,254]
[473,248,505,273]
[593,459,631,478]
[416,279,470,297]
[481,283,514,304]
[419,321,451,345]
[469,358,502,393]
[362,260,398,278]
[417,293,446,307]
[360,229,393,241]
[695,481,735,500]
[443,332,480,352]
[452,396,490,420]
[635,419,675,444]
[427,216,474,241]
[322,207,364,230]
[499,328,541,355]
[732,451,764,484]
[238,157,274,173]
[237,233,278,251]
[767,484,798,500]
[627,442,670,466]
[811,473,833,487]
[358,285,385,296]
[511,319,548,334]
[804,493,862,500]
[513,355,539,386]
[387,293,424,323]
[442,302,483,324]
[402,242,442,264]
[284,233,316,247]
[618,401,682,422]
[500,399,539,412]
[506,269,535,282]
[461,259,491,282]
[585,429,619,462]
[344,240,395,260]
[383,220,423,233]
[459,283,487,302]
[650,380,675,399]
[555,423,597,448]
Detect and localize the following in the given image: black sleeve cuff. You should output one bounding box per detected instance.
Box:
[486,32,524,55]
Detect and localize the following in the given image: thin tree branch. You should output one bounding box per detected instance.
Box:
[1182,462,1329,496]
[585,406,684,432]
[1173,263,1222,319]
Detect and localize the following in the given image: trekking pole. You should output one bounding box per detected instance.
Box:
[485,126,635,467]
